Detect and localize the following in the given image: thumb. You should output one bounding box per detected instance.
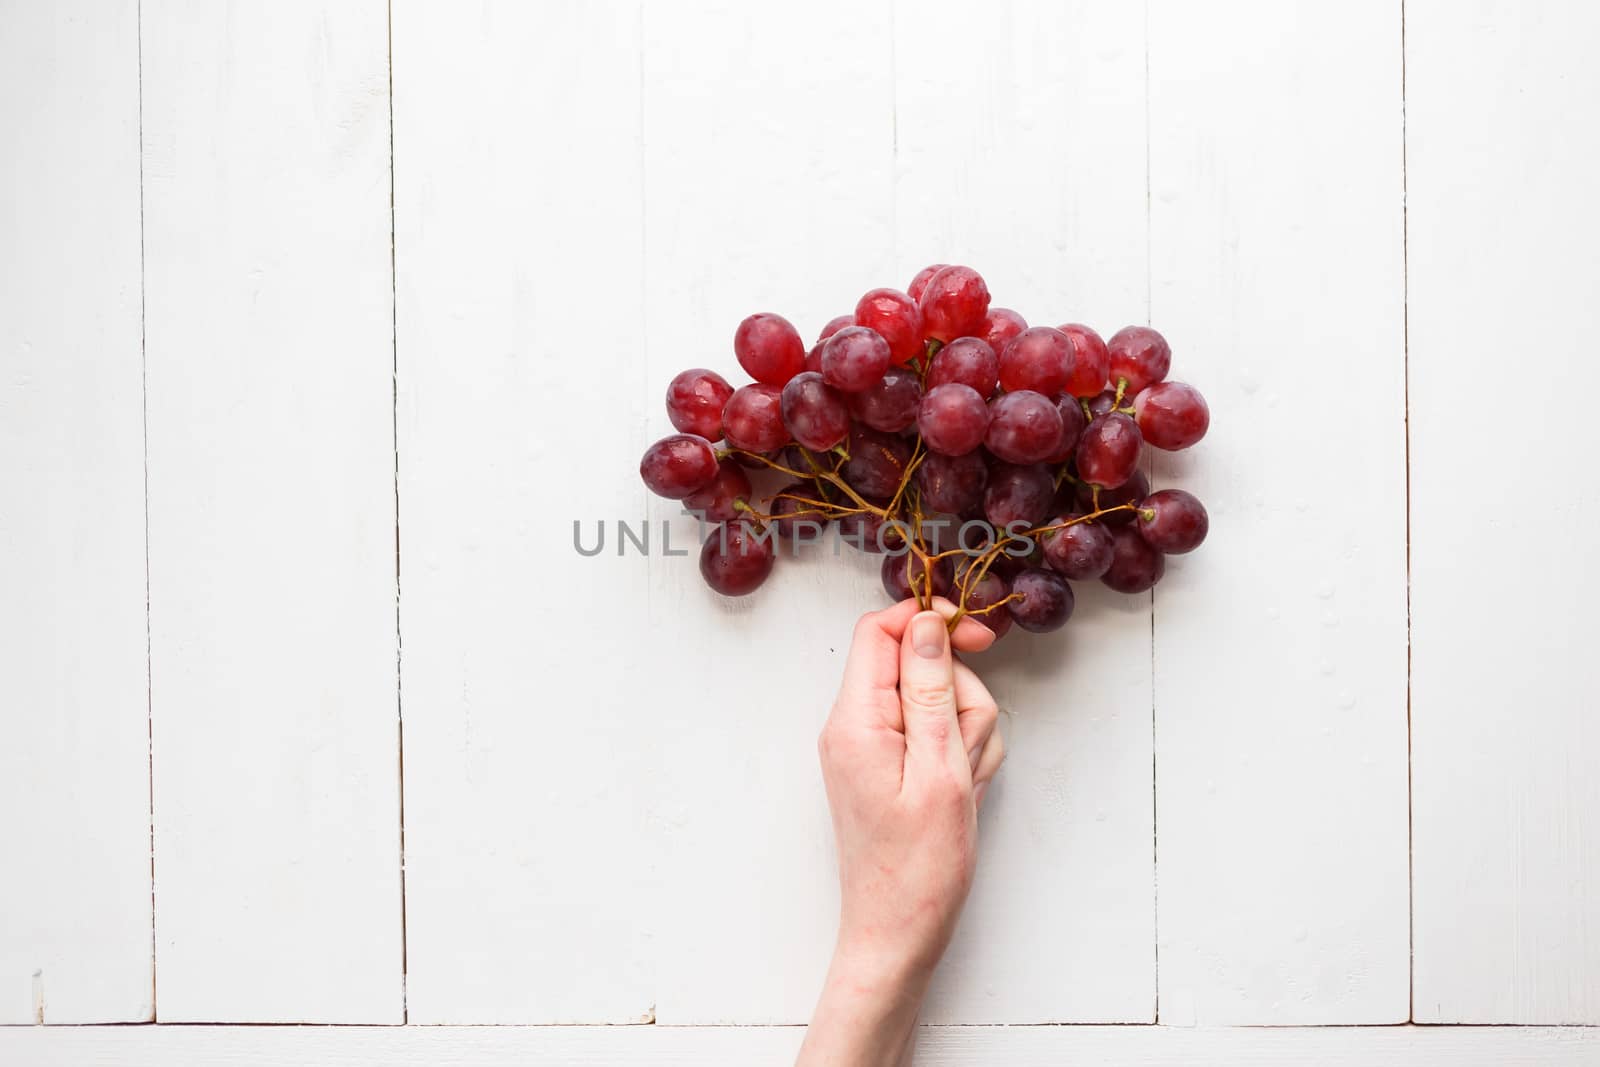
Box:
[898,611,966,778]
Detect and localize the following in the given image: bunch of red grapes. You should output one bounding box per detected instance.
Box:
[639,264,1210,642]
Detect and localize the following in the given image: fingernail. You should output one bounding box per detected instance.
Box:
[974,782,989,809]
[912,613,947,659]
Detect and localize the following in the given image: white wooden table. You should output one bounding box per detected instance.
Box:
[2,0,1596,1062]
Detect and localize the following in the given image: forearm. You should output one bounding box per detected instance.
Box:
[796,943,930,1067]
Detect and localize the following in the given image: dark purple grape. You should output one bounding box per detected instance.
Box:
[952,560,1013,639]
[918,383,991,456]
[821,325,892,393]
[769,481,832,541]
[1009,567,1075,633]
[1102,524,1165,594]
[1074,470,1148,526]
[1134,381,1210,450]
[699,520,777,596]
[848,367,922,433]
[1087,389,1119,418]
[839,510,910,554]
[1077,412,1143,489]
[681,459,751,523]
[722,383,789,452]
[842,426,912,500]
[1040,514,1115,580]
[1044,394,1088,463]
[1107,326,1172,394]
[665,368,735,441]
[985,390,1065,465]
[881,551,954,602]
[916,450,988,514]
[1136,489,1209,554]
[926,337,999,399]
[640,433,718,499]
[780,371,851,451]
[982,463,1054,531]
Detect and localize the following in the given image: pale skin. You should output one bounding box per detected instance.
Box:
[796,598,1006,1067]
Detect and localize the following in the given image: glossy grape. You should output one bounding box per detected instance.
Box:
[1102,524,1165,594]
[1058,323,1110,398]
[983,462,1054,531]
[926,336,999,398]
[681,459,751,523]
[1009,567,1074,633]
[780,371,851,451]
[843,425,912,500]
[1136,489,1208,554]
[882,550,953,602]
[1073,469,1148,527]
[907,264,949,303]
[734,313,805,386]
[817,315,854,342]
[1087,389,1120,418]
[700,520,777,596]
[821,325,892,392]
[917,383,991,456]
[1044,394,1087,464]
[916,450,988,515]
[952,562,1013,639]
[998,326,1073,395]
[985,390,1065,465]
[1040,514,1115,580]
[849,367,922,433]
[1134,381,1210,450]
[1107,325,1172,394]
[640,433,719,499]
[918,265,990,343]
[665,368,734,441]
[854,289,923,365]
[722,383,789,452]
[1077,412,1143,489]
[982,307,1028,361]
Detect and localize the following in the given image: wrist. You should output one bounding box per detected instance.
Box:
[796,940,931,1067]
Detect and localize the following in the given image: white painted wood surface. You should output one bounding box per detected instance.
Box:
[1147,0,1411,1024]
[0,0,152,1026]
[1408,0,1600,1025]
[3,1024,1599,1067]
[141,0,403,1022]
[391,0,654,1024]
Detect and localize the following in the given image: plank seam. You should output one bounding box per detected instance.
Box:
[136,0,157,1026]
[1399,0,1414,1027]
[1143,0,1159,1026]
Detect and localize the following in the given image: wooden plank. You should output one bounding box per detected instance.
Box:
[640,0,898,1024]
[893,0,1156,1023]
[390,0,653,1024]
[141,0,402,1022]
[0,0,152,1025]
[1147,0,1411,1023]
[3,1025,1599,1066]
[1408,0,1600,1024]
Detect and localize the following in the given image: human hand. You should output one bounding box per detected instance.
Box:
[796,598,1006,1067]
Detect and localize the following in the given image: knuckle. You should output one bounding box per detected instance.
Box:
[901,677,954,715]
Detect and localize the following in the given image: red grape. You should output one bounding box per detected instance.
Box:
[1040,514,1115,580]
[849,367,922,433]
[1134,381,1210,450]
[998,326,1073,395]
[1044,394,1088,463]
[640,433,719,499]
[817,315,854,342]
[700,520,777,596]
[1057,323,1110,398]
[882,550,953,602]
[821,325,892,392]
[770,481,832,540]
[1107,325,1172,394]
[843,425,912,500]
[985,390,1065,465]
[952,562,1013,639]
[1073,469,1148,526]
[841,510,910,553]
[982,307,1028,359]
[1009,567,1074,633]
[1077,412,1143,489]
[907,264,949,303]
[666,368,735,441]
[734,313,805,386]
[804,343,823,374]
[917,383,991,457]
[722,383,789,452]
[918,265,990,343]
[983,462,1054,530]
[1087,389,1120,418]
[1136,489,1208,554]
[1102,524,1165,593]
[854,289,923,365]
[681,458,751,522]
[926,336,999,398]
[780,371,851,451]
[916,449,988,514]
